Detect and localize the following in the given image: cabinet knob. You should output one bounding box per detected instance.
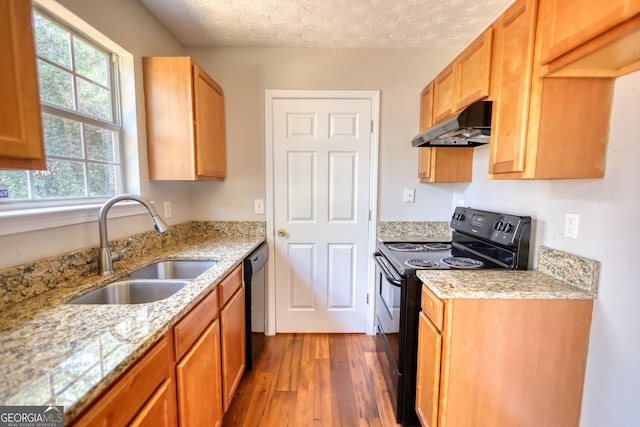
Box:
[277,228,286,237]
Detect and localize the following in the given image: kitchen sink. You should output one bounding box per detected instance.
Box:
[67,279,189,304]
[126,260,218,280]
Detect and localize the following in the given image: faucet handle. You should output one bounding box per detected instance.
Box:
[112,238,133,262]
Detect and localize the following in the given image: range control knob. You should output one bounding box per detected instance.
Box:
[504,223,514,233]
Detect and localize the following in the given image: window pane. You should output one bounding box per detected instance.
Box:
[77,78,112,121]
[33,160,86,199]
[88,164,118,197]
[73,37,109,87]
[33,12,71,70]
[43,114,83,159]
[85,125,116,162]
[37,60,75,110]
[0,170,30,200]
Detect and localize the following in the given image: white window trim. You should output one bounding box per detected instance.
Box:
[0,203,149,237]
[0,0,145,237]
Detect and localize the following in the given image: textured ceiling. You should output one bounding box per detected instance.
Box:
[138,0,514,49]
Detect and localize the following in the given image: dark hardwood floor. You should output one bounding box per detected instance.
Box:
[222,333,403,427]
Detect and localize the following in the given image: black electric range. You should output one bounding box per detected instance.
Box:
[373,207,532,426]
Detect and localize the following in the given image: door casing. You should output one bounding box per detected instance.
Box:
[264,89,380,335]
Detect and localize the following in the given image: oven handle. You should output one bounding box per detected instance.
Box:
[373,252,403,286]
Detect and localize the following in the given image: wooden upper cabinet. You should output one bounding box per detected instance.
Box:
[418,78,473,184]
[432,64,457,123]
[0,0,46,170]
[540,0,640,63]
[143,57,226,181]
[418,83,434,182]
[540,0,640,77]
[456,28,493,110]
[488,0,538,175]
[490,0,614,179]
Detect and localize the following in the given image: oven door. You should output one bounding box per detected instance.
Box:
[374,253,403,418]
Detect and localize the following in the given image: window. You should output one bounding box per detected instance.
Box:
[0,8,122,203]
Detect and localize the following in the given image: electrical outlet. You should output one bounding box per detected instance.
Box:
[564,213,579,239]
[457,199,465,207]
[163,201,172,218]
[254,199,265,214]
[403,188,415,203]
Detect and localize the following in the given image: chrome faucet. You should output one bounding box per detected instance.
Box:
[98,194,170,275]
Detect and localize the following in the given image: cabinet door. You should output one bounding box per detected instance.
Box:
[0,0,45,170]
[221,286,246,412]
[130,378,178,427]
[176,320,224,427]
[432,64,456,123]
[70,334,175,427]
[418,83,434,182]
[456,28,493,110]
[540,0,640,63]
[416,312,442,427]
[193,63,226,179]
[489,0,538,174]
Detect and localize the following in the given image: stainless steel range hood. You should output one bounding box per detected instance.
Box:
[411,100,492,148]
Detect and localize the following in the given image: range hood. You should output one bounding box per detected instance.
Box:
[411,100,492,148]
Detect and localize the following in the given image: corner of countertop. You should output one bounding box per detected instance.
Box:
[537,246,601,296]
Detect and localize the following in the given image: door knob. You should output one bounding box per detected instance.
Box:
[277,228,286,237]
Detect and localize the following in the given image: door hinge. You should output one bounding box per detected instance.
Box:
[370,120,374,133]
[366,294,370,305]
[368,209,372,221]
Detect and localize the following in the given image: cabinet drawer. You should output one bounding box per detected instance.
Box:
[174,288,219,360]
[218,265,242,307]
[421,285,444,331]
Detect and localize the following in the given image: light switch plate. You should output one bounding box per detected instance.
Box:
[403,188,415,203]
[254,199,265,214]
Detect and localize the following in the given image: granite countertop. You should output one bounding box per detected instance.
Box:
[0,230,264,423]
[417,269,595,299]
[417,246,600,300]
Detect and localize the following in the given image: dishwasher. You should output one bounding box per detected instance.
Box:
[243,242,268,370]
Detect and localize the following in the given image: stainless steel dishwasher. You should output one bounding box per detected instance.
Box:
[243,242,268,370]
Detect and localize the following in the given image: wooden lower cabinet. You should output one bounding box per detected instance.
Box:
[176,320,224,427]
[415,312,442,427]
[220,286,246,412]
[70,333,178,427]
[70,266,246,426]
[416,284,593,427]
[129,377,178,427]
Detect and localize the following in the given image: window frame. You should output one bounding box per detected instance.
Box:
[0,1,143,237]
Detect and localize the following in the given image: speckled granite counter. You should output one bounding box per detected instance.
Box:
[0,222,265,423]
[377,221,452,242]
[417,246,600,300]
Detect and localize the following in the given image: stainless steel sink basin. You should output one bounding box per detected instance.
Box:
[67,279,189,304]
[126,260,218,280]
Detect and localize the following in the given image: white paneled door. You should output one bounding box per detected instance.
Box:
[271,95,375,332]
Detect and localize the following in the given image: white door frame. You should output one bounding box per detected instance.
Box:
[264,89,380,336]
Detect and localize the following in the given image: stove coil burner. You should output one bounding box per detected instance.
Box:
[441,257,484,269]
[424,242,452,251]
[405,259,440,269]
[389,243,424,252]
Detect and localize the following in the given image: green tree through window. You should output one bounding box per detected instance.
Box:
[0,8,122,202]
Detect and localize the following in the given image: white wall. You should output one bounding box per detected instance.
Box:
[452,71,640,427]
[186,46,459,221]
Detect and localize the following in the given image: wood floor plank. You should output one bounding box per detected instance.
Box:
[347,334,381,419]
[329,334,359,427]
[223,334,403,427]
